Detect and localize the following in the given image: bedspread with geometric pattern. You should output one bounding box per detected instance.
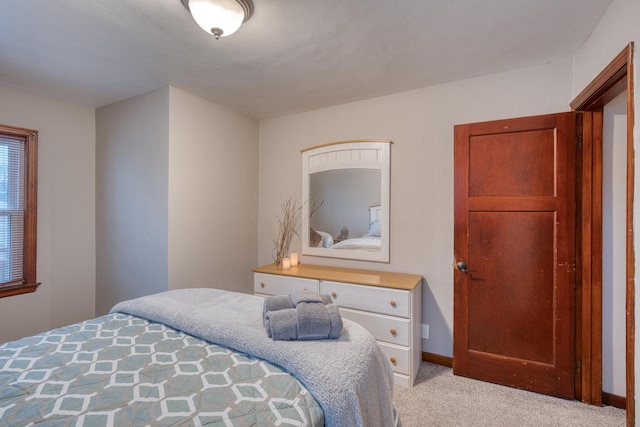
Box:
[0,313,323,426]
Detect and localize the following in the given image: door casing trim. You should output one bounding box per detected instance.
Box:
[570,42,634,425]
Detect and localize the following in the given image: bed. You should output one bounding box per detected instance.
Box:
[312,205,384,253]
[330,205,382,252]
[331,235,381,252]
[0,288,399,426]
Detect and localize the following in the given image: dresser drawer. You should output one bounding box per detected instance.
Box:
[378,342,410,376]
[254,273,319,295]
[340,307,410,347]
[321,281,411,318]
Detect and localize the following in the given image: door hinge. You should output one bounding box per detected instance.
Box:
[576,135,583,149]
[575,360,581,374]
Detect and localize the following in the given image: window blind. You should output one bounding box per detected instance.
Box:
[0,136,25,284]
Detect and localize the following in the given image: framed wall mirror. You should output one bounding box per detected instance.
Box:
[301,139,391,262]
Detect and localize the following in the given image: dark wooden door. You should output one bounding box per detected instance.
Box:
[453,112,577,398]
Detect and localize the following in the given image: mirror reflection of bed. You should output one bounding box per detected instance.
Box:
[310,204,382,252]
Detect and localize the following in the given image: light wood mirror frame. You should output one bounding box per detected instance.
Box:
[301,139,391,262]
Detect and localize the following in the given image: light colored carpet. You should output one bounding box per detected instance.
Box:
[394,362,626,426]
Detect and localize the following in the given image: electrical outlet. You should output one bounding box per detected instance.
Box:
[421,324,429,339]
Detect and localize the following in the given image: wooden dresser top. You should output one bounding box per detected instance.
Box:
[252,263,422,291]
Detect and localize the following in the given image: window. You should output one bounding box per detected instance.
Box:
[0,124,38,298]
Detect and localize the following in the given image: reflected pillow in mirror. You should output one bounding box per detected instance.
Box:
[367,219,382,237]
[317,231,334,247]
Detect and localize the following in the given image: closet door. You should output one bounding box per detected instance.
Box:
[453,112,577,398]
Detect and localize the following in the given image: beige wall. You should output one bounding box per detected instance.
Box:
[168,87,259,293]
[96,88,170,315]
[0,85,95,343]
[96,87,258,314]
[571,0,638,98]
[259,59,573,356]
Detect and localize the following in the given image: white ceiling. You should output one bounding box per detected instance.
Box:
[0,0,613,119]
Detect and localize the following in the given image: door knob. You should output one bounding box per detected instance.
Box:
[456,261,469,273]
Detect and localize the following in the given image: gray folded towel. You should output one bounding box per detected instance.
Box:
[297,302,331,340]
[290,289,323,306]
[262,293,333,325]
[326,304,343,339]
[320,293,332,305]
[265,308,298,340]
[263,295,294,325]
[265,302,343,341]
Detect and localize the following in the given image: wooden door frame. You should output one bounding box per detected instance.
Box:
[570,43,635,425]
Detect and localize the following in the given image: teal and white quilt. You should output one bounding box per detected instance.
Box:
[111,288,398,427]
[0,313,323,426]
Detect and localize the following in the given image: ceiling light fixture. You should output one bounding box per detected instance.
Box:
[181,0,254,40]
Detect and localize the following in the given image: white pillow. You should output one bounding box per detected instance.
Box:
[316,231,334,247]
[367,219,381,237]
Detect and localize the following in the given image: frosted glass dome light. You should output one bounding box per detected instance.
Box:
[181,0,254,39]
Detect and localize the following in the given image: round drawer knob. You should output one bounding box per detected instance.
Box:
[390,300,397,307]
[260,282,265,288]
[331,292,337,298]
[390,357,397,365]
[390,329,397,336]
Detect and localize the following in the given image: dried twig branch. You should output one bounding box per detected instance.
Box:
[272,197,325,266]
[273,197,301,266]
[308,198,324,219]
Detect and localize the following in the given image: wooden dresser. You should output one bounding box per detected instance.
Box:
[253,263,423,387]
